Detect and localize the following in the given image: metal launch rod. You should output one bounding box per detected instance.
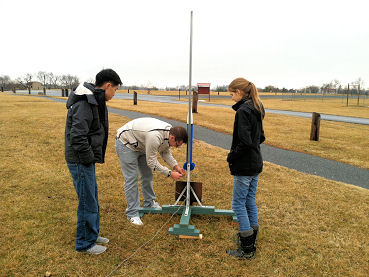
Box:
[185,11,193,216]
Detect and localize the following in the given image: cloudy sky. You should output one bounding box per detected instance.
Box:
[1,0,369,89]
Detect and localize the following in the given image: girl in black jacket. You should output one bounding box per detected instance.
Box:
[226,78,265,259]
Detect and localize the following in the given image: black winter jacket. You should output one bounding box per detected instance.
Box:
[227,98,265,176]
[65,82,108,165]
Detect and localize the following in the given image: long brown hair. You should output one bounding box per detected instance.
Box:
[228,77,264,118]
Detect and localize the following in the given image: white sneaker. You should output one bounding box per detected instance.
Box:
[85,244,107,255]
[96,236,109,244]
[149,200,161,209]
[129,216,144,226]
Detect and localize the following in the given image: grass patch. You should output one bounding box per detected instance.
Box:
[205,97,369,119]
[106,99,369,169]
[1,94,369,276]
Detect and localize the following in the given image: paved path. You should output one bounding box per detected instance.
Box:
[108,107,369,190]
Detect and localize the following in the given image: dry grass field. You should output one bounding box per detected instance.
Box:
[204,96,369,119]
[1,94,369,276]
[107,99,369,170]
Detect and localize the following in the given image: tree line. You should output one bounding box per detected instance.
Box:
[0,72,79,91]
[1,73,367,95]
[214,78,367,95]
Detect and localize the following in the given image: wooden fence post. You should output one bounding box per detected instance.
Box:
[133,91,137,105]
[192,91,198,113]
[310,112,321,141]
[62,89,65,97]
[13,87,16,93]
[1,86,3,92]
[178,89,181,100]
[65,88,68,97]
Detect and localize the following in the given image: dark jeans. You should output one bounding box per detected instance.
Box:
[67,162,100,251]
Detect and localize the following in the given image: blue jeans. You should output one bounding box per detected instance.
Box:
[67,162,100,251]
[115,139,155,218]
[232,175,259,232]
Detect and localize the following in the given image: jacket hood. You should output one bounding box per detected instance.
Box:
[232,98,265,120]
[66,82,98,108]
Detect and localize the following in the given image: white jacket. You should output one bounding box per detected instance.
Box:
[116,117,178,176]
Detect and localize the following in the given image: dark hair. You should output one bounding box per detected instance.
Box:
[170,126,188,144]
[95,69,122,87]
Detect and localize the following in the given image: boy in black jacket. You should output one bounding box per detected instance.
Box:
[65,69,122,254]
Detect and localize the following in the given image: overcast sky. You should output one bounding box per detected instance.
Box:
[1,0,369,89]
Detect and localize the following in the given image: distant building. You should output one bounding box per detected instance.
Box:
[27,81,43,90]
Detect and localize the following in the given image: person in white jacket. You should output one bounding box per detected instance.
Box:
[115,117,188,225]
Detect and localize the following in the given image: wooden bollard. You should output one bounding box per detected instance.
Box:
[192,91,198,113]
[13,87,16,93]
[128,89,130,94]
[310,112,321,141]
[65,88,69,97]
[61,89,65,97]
[133,91,137,105]
[1,86,3,92]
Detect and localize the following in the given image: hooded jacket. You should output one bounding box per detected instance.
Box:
[116,117,177,176]
[65,82,108,164]
[227,98,265,176]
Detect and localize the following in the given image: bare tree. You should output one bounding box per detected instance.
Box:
[59,74,79,92]
[65,75,79,90]
[47,72,59,89]
[15,73,33,93]
[354,77,365,105]
[306,85,320,93]
[331,79,340,93]
[37,71,48,94]
[0,75,11,91]
[24,73,33,94]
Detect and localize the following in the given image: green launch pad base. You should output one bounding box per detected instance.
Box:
[139,205,237,238]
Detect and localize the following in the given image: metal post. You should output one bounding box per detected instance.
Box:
[346,83,349,107]
[185,11,193,216]
[357,84,360,106]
